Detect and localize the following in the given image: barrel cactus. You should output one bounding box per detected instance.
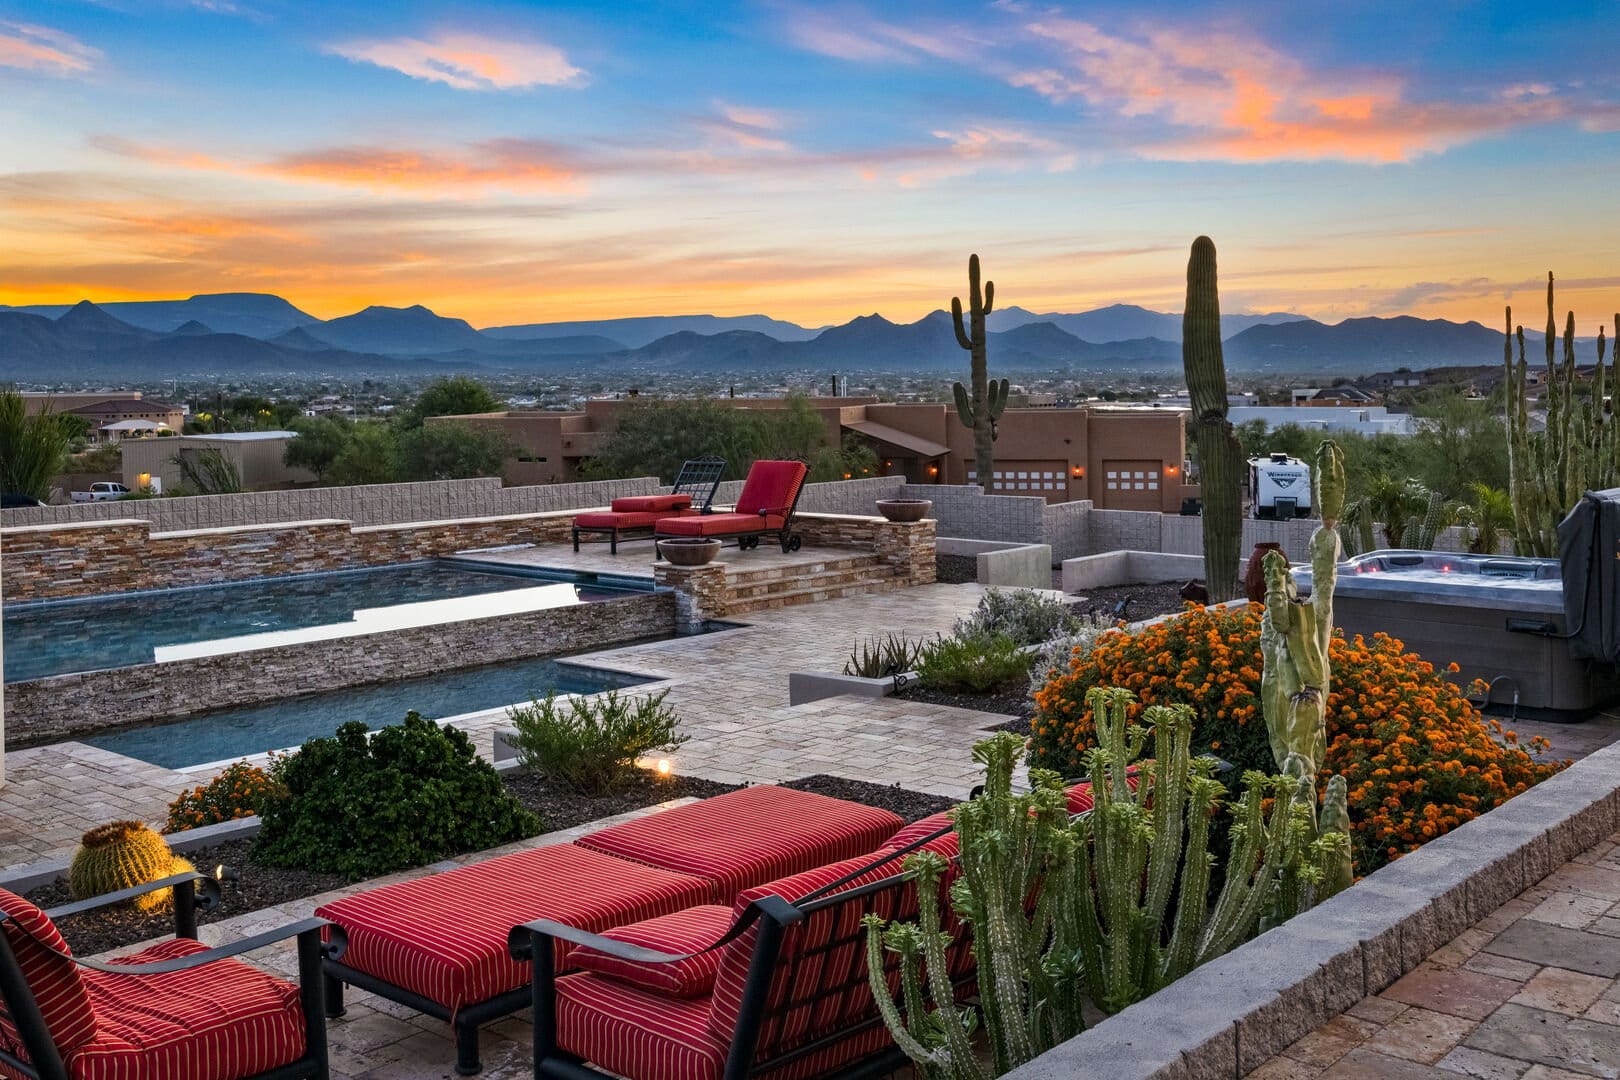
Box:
[951,254,1008,494]
[69,821,195,912]
[1183,236,1244,602]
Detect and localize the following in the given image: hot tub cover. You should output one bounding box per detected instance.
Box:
[1558,488,1620,663]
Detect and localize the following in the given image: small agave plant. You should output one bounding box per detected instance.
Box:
[864,687,1353,1080]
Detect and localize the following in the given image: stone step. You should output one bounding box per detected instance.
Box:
[727,578,898,613]
[727,569,893,600]
[724,555,878,584]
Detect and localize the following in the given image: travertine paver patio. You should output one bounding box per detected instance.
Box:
[1252,828,1620,1079]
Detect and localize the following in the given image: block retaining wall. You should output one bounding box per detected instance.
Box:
[1003,739,1620,1080]
[8,590,675,746]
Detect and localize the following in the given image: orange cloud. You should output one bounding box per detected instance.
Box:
[1013,19,1580,163]
[327,31,584,90]
[0,21,100,75]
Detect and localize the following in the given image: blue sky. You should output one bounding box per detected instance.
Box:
[1,0,1616,329]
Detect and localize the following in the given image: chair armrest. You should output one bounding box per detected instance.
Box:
[43,871,221,920]
[507,895,800,965]
[69,919,343,975]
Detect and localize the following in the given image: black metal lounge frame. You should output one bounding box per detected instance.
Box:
[0,871,342,1080]
[509,824,970,1080]
[572,457,727,554]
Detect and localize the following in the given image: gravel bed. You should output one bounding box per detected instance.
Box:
[29,771,953,956]
[897,684,1034,724]
[781,775,956,822]
[1069,581,1192,621]
[935,553,977,584]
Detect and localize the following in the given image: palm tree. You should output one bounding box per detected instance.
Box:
[1455,482,1515,555]
[0,390,72,501]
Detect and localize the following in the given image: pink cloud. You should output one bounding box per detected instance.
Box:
[1013,18,1583,163]
[327,31,584,90]
[784,6,983,64]
[0,21,100,75]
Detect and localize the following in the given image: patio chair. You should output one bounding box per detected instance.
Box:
[0,869,339,1080]
[654,459,808,553]
[572,457,726,554]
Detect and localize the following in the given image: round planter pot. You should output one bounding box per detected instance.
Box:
[875,498,932,523]
[658,538,723,566]
[1244,542,1284,602]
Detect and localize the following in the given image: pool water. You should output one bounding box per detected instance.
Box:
[83,654,651,770]
[4,561,650,683]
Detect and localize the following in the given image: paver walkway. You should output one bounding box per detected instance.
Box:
[1253,828,1620,1079]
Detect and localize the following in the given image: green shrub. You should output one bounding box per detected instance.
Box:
[254,713,541,880]
[954,587,1079,646]
[843,634,925,678]
[915,633,1031,694]
[506,689,687,796]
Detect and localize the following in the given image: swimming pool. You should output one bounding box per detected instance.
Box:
[83,654,653,770]
[4,560,653,683]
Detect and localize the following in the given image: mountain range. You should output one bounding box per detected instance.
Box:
[0,291,1544,382]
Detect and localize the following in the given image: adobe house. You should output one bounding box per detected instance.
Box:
[433,396,1194,512]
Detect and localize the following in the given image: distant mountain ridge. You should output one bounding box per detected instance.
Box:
[0,291,1528,381]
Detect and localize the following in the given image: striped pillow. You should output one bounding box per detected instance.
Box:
[571,905,733,998]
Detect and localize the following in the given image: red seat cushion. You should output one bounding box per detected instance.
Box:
[575,511,662,529]
[655,513,786,537]
[554,973,894,1080]
[611,495,693,513]
[880,811,959,857]
[1067,781,1097,815]
[735,461,807,517]
[571,905,732,998]
[0,889,98,1070]
[315,843,711,1015]
[70,938,304,1080]
[575,786,904,901]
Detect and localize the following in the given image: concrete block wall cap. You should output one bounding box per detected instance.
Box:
[0,518,154,535]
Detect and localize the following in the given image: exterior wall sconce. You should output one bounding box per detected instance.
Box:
[1071,466,1083,477]
[927,465,939,476]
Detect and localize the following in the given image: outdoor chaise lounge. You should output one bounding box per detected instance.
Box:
[655,459,808,553]
[572,457,726,554]
[0,871,336,1080]
[511,809,973,1080]
[315,785,903,1075]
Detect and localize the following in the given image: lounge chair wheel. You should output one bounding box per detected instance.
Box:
[789,535,802,552]
[780,536,792,553]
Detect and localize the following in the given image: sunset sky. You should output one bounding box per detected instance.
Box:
[2,0,1617,331]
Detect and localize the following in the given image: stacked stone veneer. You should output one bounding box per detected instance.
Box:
[653,516,936,629]
[0,511,582,602]
[8,590,674,746]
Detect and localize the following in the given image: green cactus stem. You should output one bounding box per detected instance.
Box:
[1183,237,1245,602]
[950,254,1007,494]
[69,820,195,912]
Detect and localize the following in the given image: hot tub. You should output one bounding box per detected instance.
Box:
[1293,550,1619,719]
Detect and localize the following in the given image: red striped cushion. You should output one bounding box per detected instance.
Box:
[554,973,895,1080]
[571,905,732,998]
[735,461,806,517]
[653,513,786,537]
[575,511,662,529]
[315,843,711,1015]
[879,811,957,855]
[1067,781,1096,814]
[71,938,304,1080]
[0,889,98,1068]
[705,850,911,1052]
[575,786,904,901]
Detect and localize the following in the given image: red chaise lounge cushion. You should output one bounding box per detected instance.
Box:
[315,843,711,1015]
[570,904,732,998]
[0,890,99,1072]
[735,461,806,516]
[574,510,664,530]
[610,495,692,513]
[574,785,904,901]
[654,512,785,538]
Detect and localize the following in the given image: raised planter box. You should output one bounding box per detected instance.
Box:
[938,538,1054,588]
[1061,550,1207,594]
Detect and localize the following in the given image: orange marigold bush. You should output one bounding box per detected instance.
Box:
[164,759,282,834]
[1029,603,1563,873]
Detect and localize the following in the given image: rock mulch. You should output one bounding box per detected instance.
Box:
[1068,581,1192,621]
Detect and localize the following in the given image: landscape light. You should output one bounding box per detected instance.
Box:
[656,759,672,775]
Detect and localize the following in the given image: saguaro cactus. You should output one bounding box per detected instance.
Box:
[1505,273,1619,556]
[1183,237,1245,602]
[1259,439,1354,898]
[951,254,1007,494]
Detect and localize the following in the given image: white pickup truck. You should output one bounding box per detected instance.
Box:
[71,482,131,502]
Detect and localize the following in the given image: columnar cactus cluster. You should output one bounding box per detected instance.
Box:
[1183,237,1245,602]
[1259,439,1354,900]
[866,692,1351,1078]
[1505,272,1618,556]
[951,254,1008,494]
[68,820,195,912]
